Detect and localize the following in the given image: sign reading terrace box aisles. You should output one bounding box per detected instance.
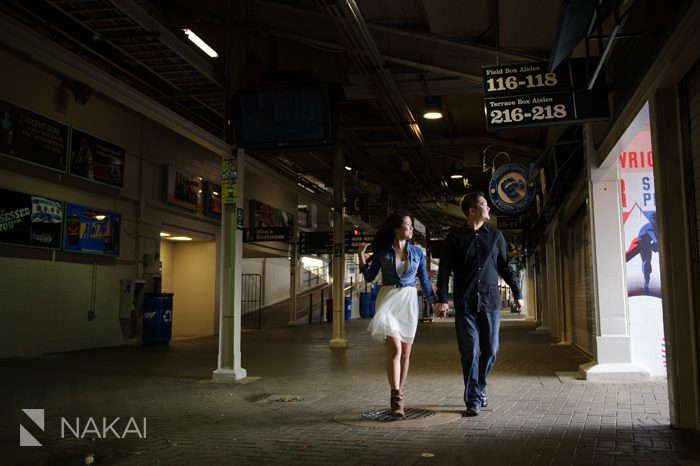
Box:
[482,59,610,131]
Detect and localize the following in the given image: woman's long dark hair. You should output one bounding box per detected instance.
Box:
[367,211,410,262]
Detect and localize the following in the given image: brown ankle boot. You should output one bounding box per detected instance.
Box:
[390,389,405,417]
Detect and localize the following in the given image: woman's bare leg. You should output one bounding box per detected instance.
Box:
[399,342,412,392]
[385,336,402,389]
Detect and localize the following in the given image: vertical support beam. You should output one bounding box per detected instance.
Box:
[213,150,247,381]
[651,87,700,429]
[330,146,348,347]
[581,129,648,379]
[289,194,299,325]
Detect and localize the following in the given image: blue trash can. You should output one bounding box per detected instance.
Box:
[142,293,174,346]
[344,297,352,321]
[359,292,372,318]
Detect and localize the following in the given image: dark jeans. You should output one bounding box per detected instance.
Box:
[455,309,500,406]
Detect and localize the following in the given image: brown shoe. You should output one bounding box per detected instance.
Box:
[390,389,405,417]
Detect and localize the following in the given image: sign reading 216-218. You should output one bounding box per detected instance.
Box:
[488,163,535,214]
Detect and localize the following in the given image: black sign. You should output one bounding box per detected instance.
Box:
[0,99,69,171]
[484,89,609,132]
[482,58,601,99]
[0,187,63,249]
[497,216,522,230]
[298,230,375,255]
[346,194,368,217]
[299,231,333,255]
[69,129,126,188]
[243,227,291,242]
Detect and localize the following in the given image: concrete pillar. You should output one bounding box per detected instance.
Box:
[213,150,247,382]
[330,146,348,347]
[581,130,648,380]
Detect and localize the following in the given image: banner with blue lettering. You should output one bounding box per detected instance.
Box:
[618,121,665,377]
[63,203,121,256]
[0,187,63,249]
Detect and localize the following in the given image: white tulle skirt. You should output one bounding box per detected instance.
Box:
[367,286,419,344]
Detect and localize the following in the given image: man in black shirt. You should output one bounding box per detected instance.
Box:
[434,192,523,416]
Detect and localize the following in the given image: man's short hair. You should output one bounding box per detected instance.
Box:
[460,191,485,216]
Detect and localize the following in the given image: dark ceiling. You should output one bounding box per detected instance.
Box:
[0,0,650,233]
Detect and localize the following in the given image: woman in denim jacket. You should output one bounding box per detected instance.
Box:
[358,212,435,416]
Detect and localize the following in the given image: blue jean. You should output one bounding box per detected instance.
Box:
[455,309,500,406]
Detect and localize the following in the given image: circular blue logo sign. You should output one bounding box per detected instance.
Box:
[488,163,535,214]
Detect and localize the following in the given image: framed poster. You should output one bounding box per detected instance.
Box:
[0,187,63,249]
[248,199,293,228]
[163,165,201,211]
[203,181,222,217]
[0,99,69,171]
[63,203,121,256]
[69,128,125,188]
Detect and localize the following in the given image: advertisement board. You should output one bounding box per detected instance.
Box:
[63,203,121,256]
[0,99,69,171]
[69,128,125,188]
[0,187,63,249]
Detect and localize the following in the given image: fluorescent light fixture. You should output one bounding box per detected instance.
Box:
[212,191,219,196]
[94,214,107,221]
[182,29,219,58]
[344,166,352,171]
[450,174,462,179]
[169,236,192,241]
[160,232,171,237]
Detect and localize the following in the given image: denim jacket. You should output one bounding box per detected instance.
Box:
[360,243,435,304]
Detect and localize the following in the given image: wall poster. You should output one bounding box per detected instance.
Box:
[0,187,63,249]
[0,99,69,171]
[163,165,201,211]
[63,203,121,256]
[69,128,125,188]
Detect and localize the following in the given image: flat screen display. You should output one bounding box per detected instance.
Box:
[235,87,333,149]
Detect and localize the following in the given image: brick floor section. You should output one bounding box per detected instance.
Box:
[1,319,699,465]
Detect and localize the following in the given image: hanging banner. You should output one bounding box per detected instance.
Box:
[63,203,121,256]
[0,187,63,249]
[488,163,535,214]
[69,128,125,188]
[0,99,69,171]
[619,123,665,377]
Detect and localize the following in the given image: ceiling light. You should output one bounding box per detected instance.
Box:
[450,174,462,179]
[160,232,171,237]
[169,236,192,241]
[423,96,443,120]
[344,166,352,171]
[94,214,106,221]
[182,29,219,58]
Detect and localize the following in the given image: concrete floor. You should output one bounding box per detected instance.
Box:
[2,317,699,465]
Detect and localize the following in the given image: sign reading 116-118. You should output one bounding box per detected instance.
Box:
[482,58,609,131]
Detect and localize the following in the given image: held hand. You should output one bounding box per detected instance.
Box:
[433,302,449,318]
[357,242,371,265]
[514,299,524,311]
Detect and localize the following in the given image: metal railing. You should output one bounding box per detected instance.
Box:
[241,274,262,329]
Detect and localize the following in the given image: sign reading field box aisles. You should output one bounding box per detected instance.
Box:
[481,58,609,132]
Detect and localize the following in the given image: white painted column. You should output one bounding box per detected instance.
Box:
[581,132,648,380]
[213,150,247,382]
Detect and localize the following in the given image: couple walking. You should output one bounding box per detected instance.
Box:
[358,192,523,417]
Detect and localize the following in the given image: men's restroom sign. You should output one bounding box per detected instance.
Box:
[488,163,535,214]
